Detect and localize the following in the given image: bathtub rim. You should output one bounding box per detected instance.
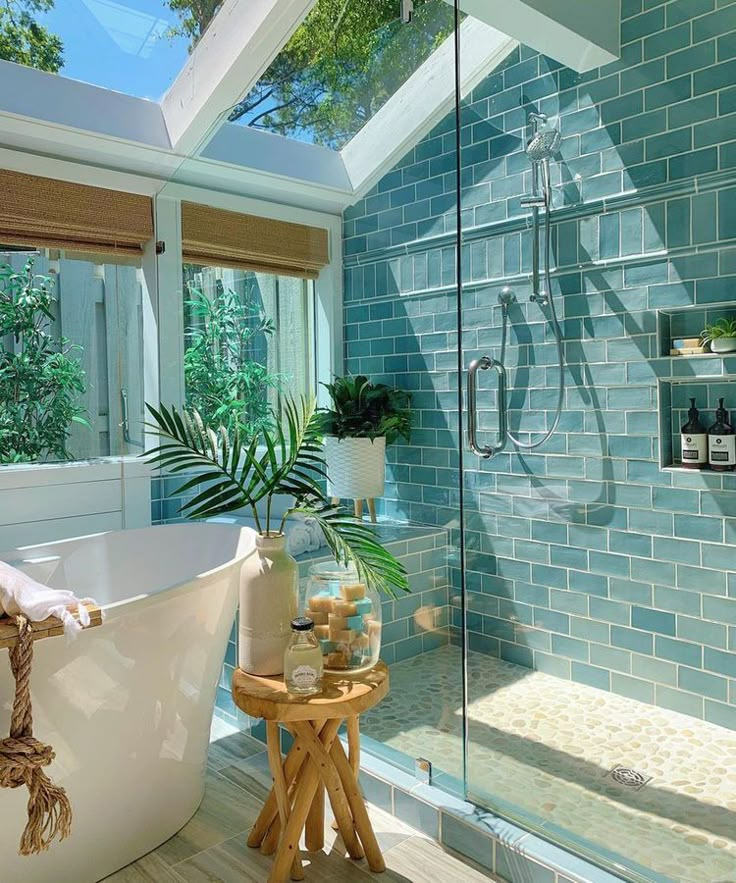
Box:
[4,522,258,622]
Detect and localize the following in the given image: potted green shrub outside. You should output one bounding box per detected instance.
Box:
[702,317,736,354]
[316,376,412,520]
[143,396,409,675]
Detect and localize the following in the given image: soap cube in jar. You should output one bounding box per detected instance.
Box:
[308,593,335,613]
[340,583,366,601]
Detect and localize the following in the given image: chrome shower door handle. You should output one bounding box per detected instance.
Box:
[467,356,508,459]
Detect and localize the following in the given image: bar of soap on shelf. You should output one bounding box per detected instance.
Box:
[340,583,365,601]
[331,628,355,644]
[353,598,372,615]
[319,639,337,655]
[328,614,348,630]
[314,624,330,640]
[308,593,335,613]
[333,599,357,616]
[306,609,328,625]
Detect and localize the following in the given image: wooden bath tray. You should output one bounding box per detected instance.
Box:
[0,605,103,650]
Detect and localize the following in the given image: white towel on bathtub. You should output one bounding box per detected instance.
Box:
[0,559,97,639]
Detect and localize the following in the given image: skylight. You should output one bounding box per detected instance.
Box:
[228,0,457,150]
[7,0,195,99]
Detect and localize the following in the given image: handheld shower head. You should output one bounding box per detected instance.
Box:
[525,126,561,163]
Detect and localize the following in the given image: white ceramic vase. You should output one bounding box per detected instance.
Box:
[238,533,298,676]
[324,436,386,499]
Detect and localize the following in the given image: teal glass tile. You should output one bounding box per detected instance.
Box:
[678,666,728,701]
[632,605,676,635]
[704,646,736,677]
[656,685,704,718]
[611,672,655,703]
[655,635,702,667]
[440,813,494,871]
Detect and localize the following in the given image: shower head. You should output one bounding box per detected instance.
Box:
[525,126,561,163]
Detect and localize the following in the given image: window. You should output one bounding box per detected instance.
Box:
[182,263,315,437]
[0,247,145,464]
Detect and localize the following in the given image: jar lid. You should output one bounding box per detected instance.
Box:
[291,616,314,631]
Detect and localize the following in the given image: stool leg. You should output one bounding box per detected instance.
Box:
[331,497,339,506]
[250,721,324,849]
[267,722,304,881]
[354,499,363,520]
[291,720,363,861]
[269,719,342,883]
[305,782,324,852]
[367,498,377,523]
[347,716,360,778]
[331,737,386,873]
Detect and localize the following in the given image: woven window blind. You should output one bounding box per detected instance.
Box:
[0,169,153,257]
[181,202,329,279]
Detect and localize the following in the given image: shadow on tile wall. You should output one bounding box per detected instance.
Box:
[343,0,736,731]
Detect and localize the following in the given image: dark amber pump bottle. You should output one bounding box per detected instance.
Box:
[708,398,736,472]
[680,398,707,469]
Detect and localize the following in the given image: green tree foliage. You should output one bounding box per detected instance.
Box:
[170,0,453,148]
[0,258,88,463]
[0,0,63,72]
[183,282,280,439]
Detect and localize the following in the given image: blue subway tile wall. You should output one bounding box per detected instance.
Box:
[343,0,736,729]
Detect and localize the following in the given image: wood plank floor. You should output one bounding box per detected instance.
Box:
[104,729,498,883]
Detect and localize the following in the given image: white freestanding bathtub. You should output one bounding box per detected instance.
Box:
[0,523,256,883]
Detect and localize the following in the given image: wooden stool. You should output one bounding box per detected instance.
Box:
[231,662,390,883]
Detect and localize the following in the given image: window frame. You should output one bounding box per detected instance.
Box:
[154,188,343,422]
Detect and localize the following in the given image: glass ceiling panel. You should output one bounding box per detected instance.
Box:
[0,0,218,100]
[229,0,456,150]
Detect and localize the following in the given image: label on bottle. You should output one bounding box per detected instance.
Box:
[709,434,736,465]
[681,433,707,463]
[291,664,319,689]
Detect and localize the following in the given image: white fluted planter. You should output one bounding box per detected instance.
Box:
[238,533,298,676]
[324,436,386,500]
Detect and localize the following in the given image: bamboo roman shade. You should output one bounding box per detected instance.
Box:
[0,169,153,257]
[181,202,329,279]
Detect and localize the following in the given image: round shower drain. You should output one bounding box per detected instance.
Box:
[608,766,651,790]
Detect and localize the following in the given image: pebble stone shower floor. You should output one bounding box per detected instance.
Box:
[360,646,736,883]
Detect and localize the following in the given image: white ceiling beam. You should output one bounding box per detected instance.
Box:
[342,18,517,202]
[160,0,316,157]
[452,0,620,72]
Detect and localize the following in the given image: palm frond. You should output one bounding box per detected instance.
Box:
[288,503,409,598]
[142,396,409,598]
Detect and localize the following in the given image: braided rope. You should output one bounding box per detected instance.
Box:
[0,615,72,855]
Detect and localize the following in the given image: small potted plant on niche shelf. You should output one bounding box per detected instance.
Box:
[702,317,736,353]
[317,375,412,521]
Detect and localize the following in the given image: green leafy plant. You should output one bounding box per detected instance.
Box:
[317,375,412,444]
[184,285,280,438]
[701,317,736,344]
[143,396,409,596]
[0,258,88,463]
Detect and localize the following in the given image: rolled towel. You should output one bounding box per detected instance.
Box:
[0,560,98,639]
[286,517,315,557]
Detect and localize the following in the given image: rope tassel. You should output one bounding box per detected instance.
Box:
[0,615,72,854]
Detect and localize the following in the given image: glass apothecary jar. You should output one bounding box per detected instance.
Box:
[302,563,382,673]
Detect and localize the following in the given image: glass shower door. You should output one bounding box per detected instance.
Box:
[458,13,736,883]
